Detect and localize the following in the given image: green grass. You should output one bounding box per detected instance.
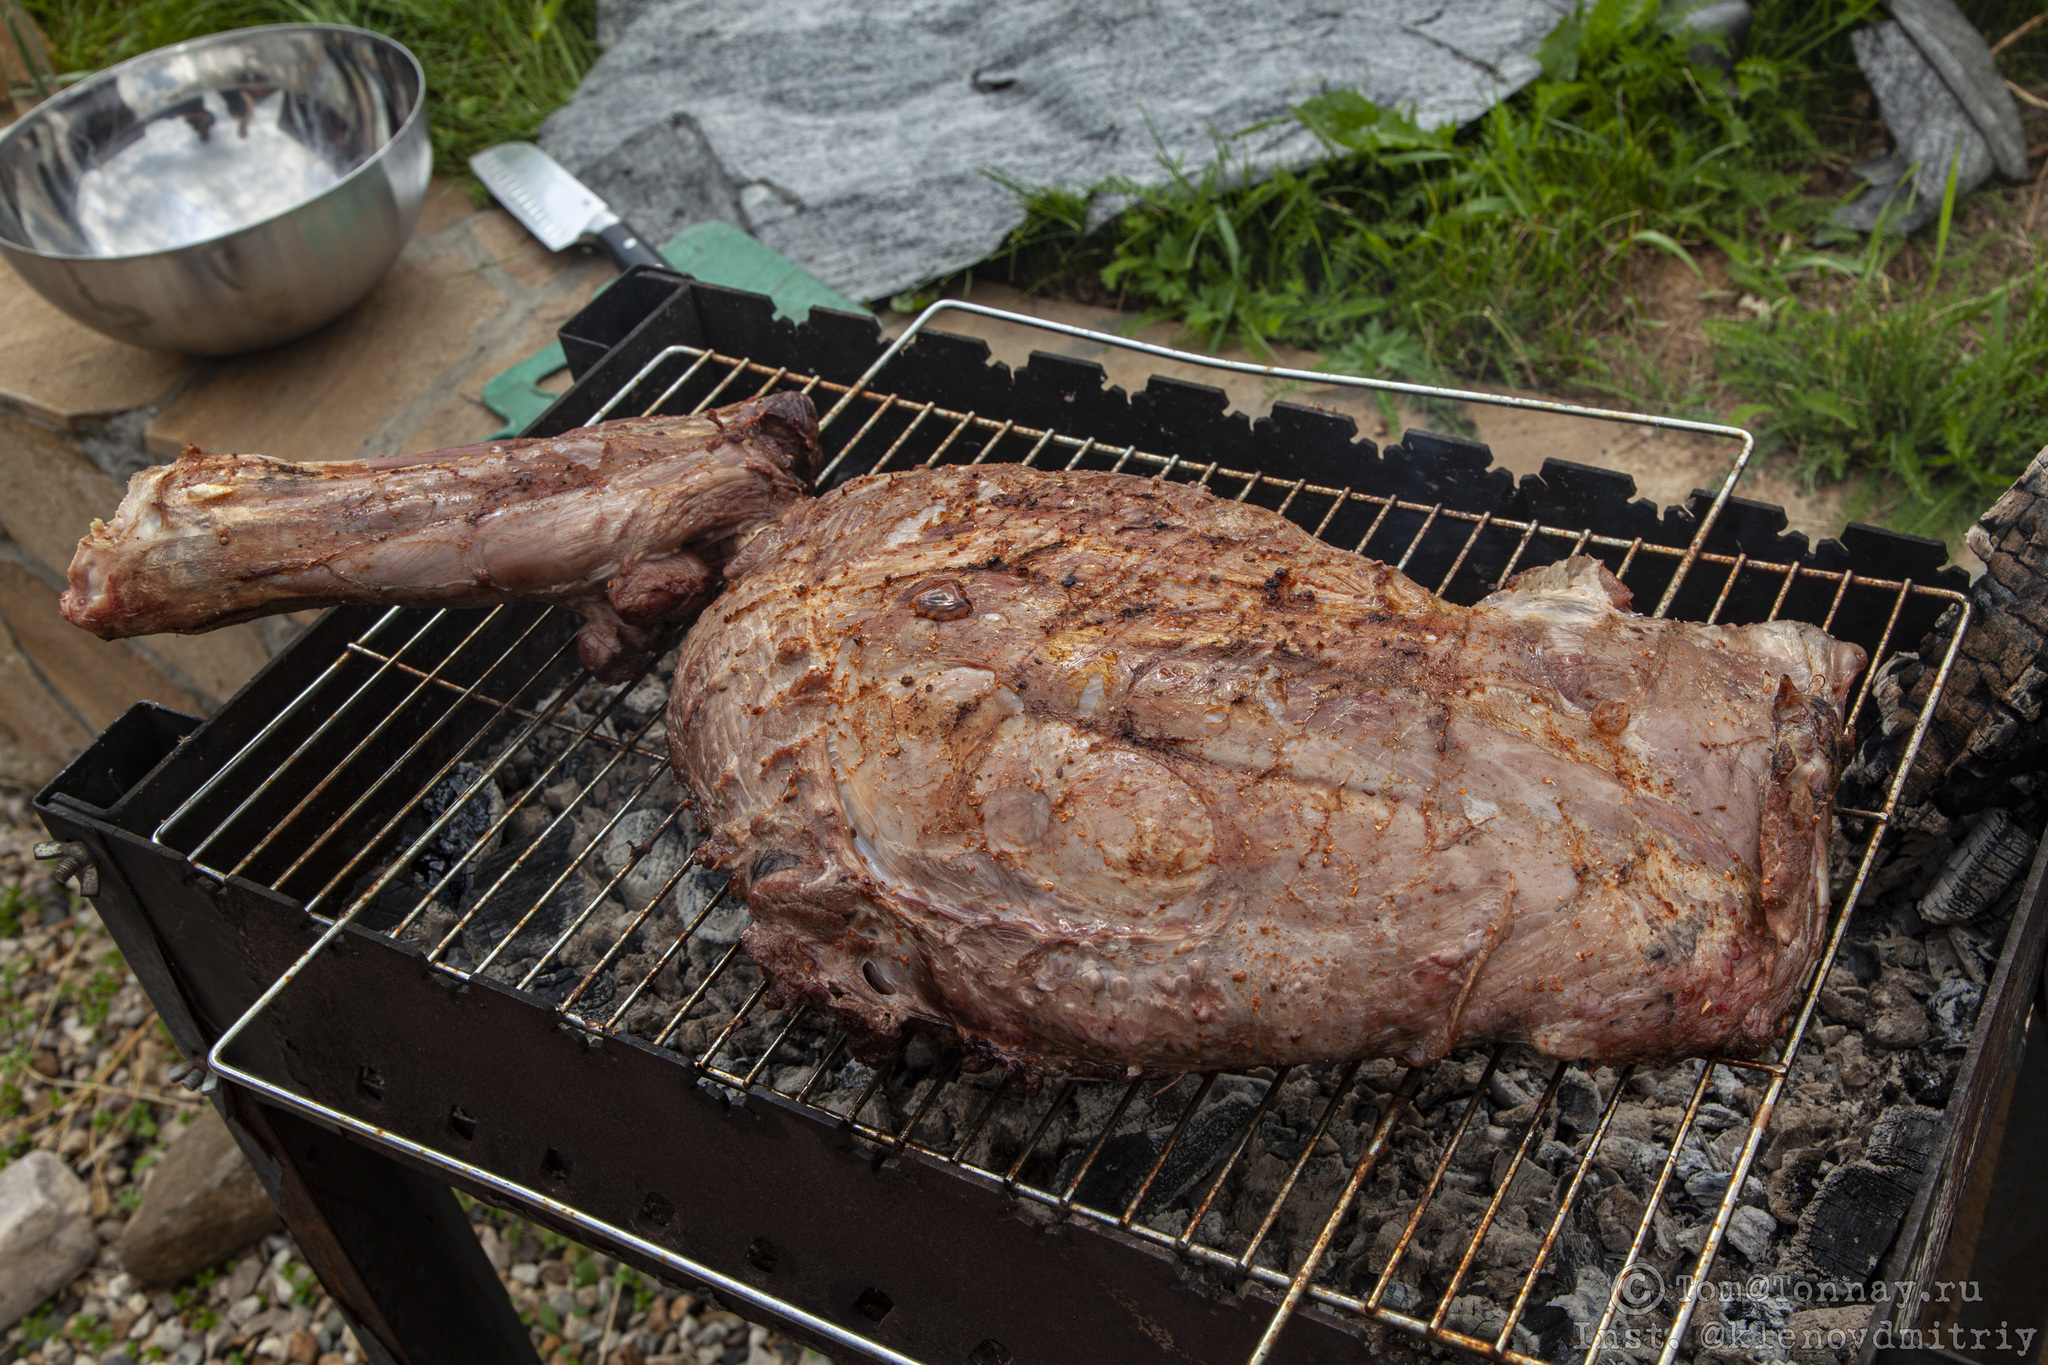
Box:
[992,0,1878,379]
[1714,169,2048,537]
[22,0,599,179]
[986,0,2048,538]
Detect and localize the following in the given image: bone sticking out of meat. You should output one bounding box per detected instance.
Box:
[59,392,821,682]
[676,465,1866,1076]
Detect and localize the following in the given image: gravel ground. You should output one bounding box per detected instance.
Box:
[0,791,819,1365]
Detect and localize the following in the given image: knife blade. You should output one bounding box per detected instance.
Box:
[469,142,667,271]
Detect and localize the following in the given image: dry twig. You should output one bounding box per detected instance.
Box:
[1993,12,2048,56]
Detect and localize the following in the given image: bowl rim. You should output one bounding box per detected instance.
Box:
[0,22,428,265]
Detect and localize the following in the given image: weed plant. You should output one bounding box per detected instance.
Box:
[990,0,2048,535]
[22,0,598,178]
[1715,170,2048,536]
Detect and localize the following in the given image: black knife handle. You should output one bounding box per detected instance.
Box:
[594,220,667,272]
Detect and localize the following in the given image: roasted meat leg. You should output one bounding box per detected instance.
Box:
[677,462,1865,1075]
[60,392,819,681]
[58,391,1866,1074]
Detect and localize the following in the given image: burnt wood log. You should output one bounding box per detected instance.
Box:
[1788,1105,1940,1284]
[1853,443,2048,818]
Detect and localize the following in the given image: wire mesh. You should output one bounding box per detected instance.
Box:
[180,319,1973,1365]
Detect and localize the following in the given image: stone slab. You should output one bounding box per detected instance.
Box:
[144,243,509,463]
[0,556,198,736]
[472,208,582,290]
[146,201,613,466]
[416,177,483,236]
[0,410,126,583]
[0,413,271,709]
[398,265,610,456]
[542,0,1572,303]
[0,256,190,427]
[1836,20,1996,235]
[0,608,95,785]
[0,560,198,731]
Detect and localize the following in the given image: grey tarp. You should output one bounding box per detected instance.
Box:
[542,0,1572,304]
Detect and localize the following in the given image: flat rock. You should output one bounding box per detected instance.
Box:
[1837,19,1995,235]
[543,0,1571,302]
[0,1150,98,1331]
[115,1108,280,1286]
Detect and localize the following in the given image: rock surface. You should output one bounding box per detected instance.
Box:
[1836,21,1995,235]
[0,1150,98,1331]
[542,0,1571,302]
[116,1108,281,1286]
[1835,0,2025,235]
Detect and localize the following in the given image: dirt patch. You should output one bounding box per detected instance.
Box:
[1613,248,1742,388]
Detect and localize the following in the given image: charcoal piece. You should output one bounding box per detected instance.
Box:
[1863,977,1930,1050]
[1724,1204,1776,1263]
[1837,937,1882,983]
[459,821,581,960]
[1919,808,2037,925]
[613,672,670,732]
[1132,1094,1257,1214]
[1767,1148,1826,1223]
[1866,1103,1944,1174]
[600,807,697,912]
[1946,921,1998,984]
[1552,1069,1601,1137]
[1925,977,1982,1049]
[347,871,444,934]
[524,961,617,1013]
[1694,1102,1745,1131]
[1541,1267,1613,1351]
[1686,1169,1734,1201]
[1594,1184,1644,1254]
[1762,1106,1842,1170]
[1488,1071,1533,1110]
[680,867,750,946]
[1788,1161,1918,1282]
[1520,1301,1576,1365]
[900,1032,945,1074]
[1819,980,1869,1026]
[381,762,504,908]
[1901,1048,1959,1107]
[1490,1153,1552,1210]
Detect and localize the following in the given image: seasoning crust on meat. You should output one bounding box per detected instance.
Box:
[674,464,1865,1076]
[60,392,820,681]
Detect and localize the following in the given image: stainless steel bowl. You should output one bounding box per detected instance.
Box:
[0,24,429,355]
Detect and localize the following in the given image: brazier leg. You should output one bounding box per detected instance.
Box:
[218,1088,542,1365]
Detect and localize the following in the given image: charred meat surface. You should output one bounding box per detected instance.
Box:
[674,465,1865,1076]
[60,392,821,681]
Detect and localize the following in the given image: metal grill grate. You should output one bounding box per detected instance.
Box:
[182,304,1971,1365]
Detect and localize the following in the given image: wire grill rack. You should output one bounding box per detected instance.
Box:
[185,305,1970,1365]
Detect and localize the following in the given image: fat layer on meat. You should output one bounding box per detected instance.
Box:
[60,393,820,681]
[674,464,1865,1075]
